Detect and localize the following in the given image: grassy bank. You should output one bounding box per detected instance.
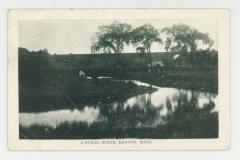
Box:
[20,113,218,139]
[20,77,156,112]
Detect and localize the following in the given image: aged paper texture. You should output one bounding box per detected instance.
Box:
[8,9,230,150]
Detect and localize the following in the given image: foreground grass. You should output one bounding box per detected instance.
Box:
[20,112,218,139]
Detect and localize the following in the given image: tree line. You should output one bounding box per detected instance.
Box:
[91,21,215,54]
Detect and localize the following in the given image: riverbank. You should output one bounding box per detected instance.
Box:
[112,70,218,93]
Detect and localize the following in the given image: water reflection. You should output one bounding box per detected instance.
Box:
[20,80,218,131]
[20,107,101,128]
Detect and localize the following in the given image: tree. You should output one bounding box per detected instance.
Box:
[36,48,49,55]
[164,37,172,52]
[91,41,113,54]
[91,21,132,54]
[162,23,214,53]
[131,24,162,53]
[136,46,146,54]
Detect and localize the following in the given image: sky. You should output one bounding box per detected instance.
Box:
[19,19,218,54]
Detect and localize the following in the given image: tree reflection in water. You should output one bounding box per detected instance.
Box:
[99,93,163,129]
[161,90,218,138]
[94,89,218,138]
[19,89,218,139]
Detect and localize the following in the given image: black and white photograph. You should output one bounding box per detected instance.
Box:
[7,9,230,150]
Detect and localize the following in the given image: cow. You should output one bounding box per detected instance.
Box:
[147,60,165,72]
[173,54,180,60]
[79,70,85,78]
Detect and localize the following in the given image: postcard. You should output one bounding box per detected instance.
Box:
[8,9,230,150]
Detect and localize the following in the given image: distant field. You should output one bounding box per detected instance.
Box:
[19,50,218,74]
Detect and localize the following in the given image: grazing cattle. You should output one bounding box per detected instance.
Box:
[79,70,85,78]
[147,60,164,67]
[147,60,165,72]
[173,54,180,60]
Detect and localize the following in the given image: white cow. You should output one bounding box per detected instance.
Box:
[147,60,165,72]
[147,60,164,68]
[173,54,180,60]
[79,70,85,78]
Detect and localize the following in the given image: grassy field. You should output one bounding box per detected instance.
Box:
[19,48,218,73]
[19,48,218,88]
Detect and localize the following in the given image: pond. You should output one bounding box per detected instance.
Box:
[19,80,219,139]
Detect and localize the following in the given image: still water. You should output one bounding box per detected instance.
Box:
[20,80,218,129]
